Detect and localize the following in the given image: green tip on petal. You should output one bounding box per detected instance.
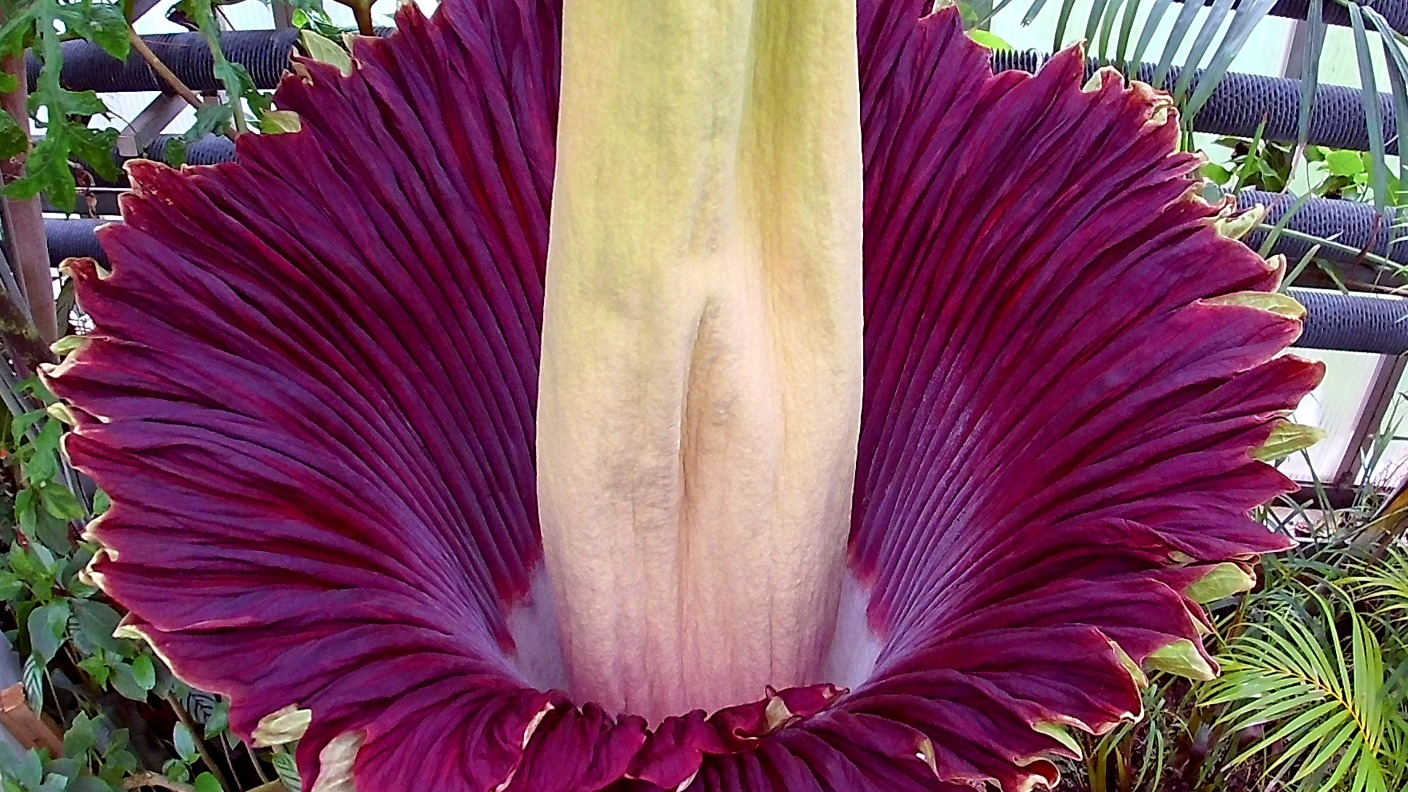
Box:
[50,334,87,356]
[1108,640,1148,690]
[253,705,313,747]
[1185,563,1256,604]
[1213,204,1266,241]
[1144,639,1216,681]
[1205,290,1306,321]
[1032,721,1083,758]
[1252,419,1327,462]
[45,402,77,426]
[261,110,302,135]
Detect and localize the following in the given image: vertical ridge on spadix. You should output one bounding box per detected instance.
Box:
[536,0,865,722]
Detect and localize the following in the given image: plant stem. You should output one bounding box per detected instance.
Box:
[352,1,374,36]
[129,29,207,111]
[123,773,196,792]
[166,694,234,792]
[247,742,272,784]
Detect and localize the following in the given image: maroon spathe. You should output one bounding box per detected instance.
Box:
[48,0,1322,789]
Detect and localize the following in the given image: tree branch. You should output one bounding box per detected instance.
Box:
[0,16,57,346]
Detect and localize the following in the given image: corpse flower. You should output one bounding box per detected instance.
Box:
[44,0,1323,789]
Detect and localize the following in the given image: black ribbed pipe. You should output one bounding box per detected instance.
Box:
[1179,0,1408,35]
[38,213,1408,355]
[142,134,237,166]
[45,218,107,268]
[26,29,302,94]
[991,51,1397,156]
[25,28,1395,158]
[1287,287,1408,354]
[1235,189,1407,269]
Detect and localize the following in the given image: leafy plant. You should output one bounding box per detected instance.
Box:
[1204,582,1408,792]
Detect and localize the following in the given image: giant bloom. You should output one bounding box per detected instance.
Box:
[47,0,1322,789]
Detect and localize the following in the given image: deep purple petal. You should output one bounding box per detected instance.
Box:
[827,3,1324,789]
[51,1,569,788]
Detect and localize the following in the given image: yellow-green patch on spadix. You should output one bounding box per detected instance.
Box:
[536,0,863,722]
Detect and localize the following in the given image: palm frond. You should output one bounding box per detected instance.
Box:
[1201,592,1408,792]
[1347,548,1408,621]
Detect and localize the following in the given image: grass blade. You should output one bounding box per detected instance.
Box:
[1153,0,1209,88]
[1367,7,1408,201]
[1053,0,1082,50]
[1296,0,1327,163]
[1186,0,1280,118]
[1114,0,1143,68]
[1083,0,1114,56]
[1348,2,1390,210]
[1132,0,1179,67]
[1173,0,1238,102]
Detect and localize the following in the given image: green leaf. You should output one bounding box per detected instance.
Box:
[50,1,130,59]
[12,409,47,439]
[965,29,1011,51]
[22,654,44,713]
[1201,161,1233,185]
[16,488,38,536]
[130,654,155,690]
[203,700,229,740]
[300,29,352,74]
[63,714,97,758]
[27,600,69,664]
[1184,0,1280,118]
[271,749,301,792]
[38,484,85,522]
[1153,0,1210,89]
[16,749,42,789]
[77,655,109,688]
[109,656,155,701]
[72,600,122,654]
[172,723,198,764]
[192,774,221,792]
[1130,0,1178,68]
[1325,149,1367,178]
[64,776,113,792]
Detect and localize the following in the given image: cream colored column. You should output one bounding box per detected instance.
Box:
[537,0,864,721]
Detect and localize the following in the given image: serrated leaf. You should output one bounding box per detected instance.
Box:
[63,714,97,758]
[272,749,300,792]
